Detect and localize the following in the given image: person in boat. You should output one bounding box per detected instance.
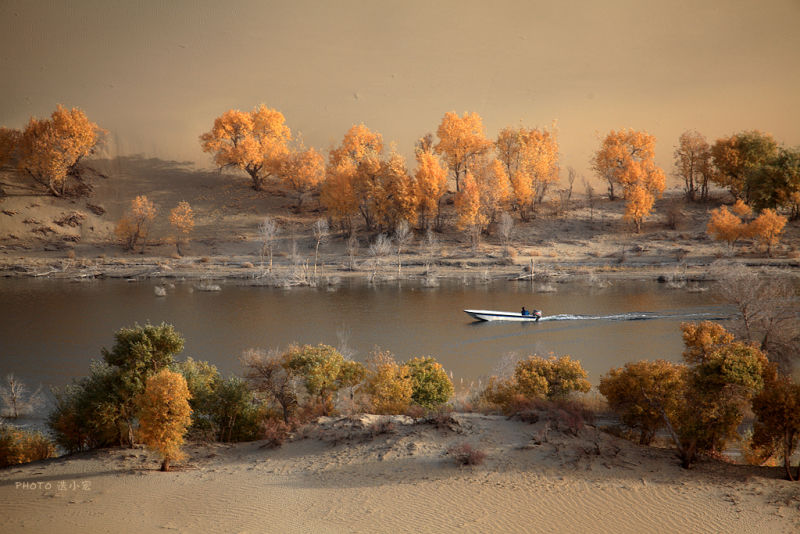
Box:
[521,306,530,316]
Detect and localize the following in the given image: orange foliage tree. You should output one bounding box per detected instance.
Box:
[496,125,559,215]
[455,172,487,247]
[706,205,746,249]
[413,144,448,231]
[199,105,291,191]
[374,151,418,231]
[592,129,665,231]
[321,124,383,231]
[474,158,512,224]
[748,208,788,257]
[674,130,713,202]
[116,195,157,252]
[169,201,194,256]
[12,105,104,196]
[434,111,493,192]
[279,144,324,210]
[136,368,192,472]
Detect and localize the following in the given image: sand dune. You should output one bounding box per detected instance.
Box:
[2,414,798,533]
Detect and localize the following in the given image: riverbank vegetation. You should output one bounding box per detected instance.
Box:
[1,106,799,286]
[2,277,798,478]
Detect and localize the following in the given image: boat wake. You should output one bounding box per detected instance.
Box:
[538,311,727,322]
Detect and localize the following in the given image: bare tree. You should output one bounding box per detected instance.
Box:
[0,374,43,419]
[393,220,413,276]
[312,218,329,280]
[567,166,576,201]
[713,264,800,372]
[346,233,359,271]
[423,229,440,274]
[242,349,298,424]
[368,233,392,281]
[498,212,514,247]
[258,216,279,272]
[583,177,596,221]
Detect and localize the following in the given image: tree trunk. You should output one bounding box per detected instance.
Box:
[161,458,170,472]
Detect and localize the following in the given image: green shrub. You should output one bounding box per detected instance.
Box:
[406,357,454,410]
[284,344,366,416]
[0,424,56,467]
[208,376,265,442]
[48,323,186,451]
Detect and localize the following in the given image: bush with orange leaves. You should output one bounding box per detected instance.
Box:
[707,199,787,255]
[136,368,192,472]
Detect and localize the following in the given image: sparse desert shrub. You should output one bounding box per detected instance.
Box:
[362,350,413,415]
[446,442,486,466]
[261,417,291,448]
[0,424,56,467]
[136,369,192,471]
[406,357,454,410]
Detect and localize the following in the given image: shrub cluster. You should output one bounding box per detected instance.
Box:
[0,424,56,468]
[480,354,591,415]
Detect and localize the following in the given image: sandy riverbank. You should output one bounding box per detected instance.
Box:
[2,413,799,533]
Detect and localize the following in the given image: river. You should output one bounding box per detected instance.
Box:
[0,277,727,393]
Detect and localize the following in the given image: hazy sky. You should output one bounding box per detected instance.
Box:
[1,0,798,183]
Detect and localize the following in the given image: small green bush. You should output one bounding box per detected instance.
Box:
[0,424,56,467]
[406,357,454,410]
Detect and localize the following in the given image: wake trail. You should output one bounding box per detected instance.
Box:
[538,311,729,322]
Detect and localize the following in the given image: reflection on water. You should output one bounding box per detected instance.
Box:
[0,278,726,390]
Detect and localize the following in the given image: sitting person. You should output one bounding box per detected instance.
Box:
[521,306,530,316]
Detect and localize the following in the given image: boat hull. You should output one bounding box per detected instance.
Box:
[464,309,541,322]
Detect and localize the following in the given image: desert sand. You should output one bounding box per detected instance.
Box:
[2,413,799,533]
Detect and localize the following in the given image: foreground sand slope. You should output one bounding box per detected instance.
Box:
[2,414,799,533]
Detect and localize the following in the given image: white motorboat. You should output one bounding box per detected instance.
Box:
[464,309,542,322]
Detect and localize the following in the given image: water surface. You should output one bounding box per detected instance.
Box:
[0,277,726,392]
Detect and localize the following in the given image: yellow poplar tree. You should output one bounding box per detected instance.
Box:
[199,105,291,191]
[706,205,747,250]
[279,144,324,210]
[475,158,512,224]
[435,111,493,191]
[137,369,192,472]
[414,149,448,231]
[116,195,157,252]
[592,129,665,231]
[748,208,787,257]
[497,125,559,214]
[322,124,384,231]
[169,201,194,256]
[455,172,487,247]
[16,105,104,196]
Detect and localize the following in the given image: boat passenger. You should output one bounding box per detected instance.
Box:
[521,306,530,316]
